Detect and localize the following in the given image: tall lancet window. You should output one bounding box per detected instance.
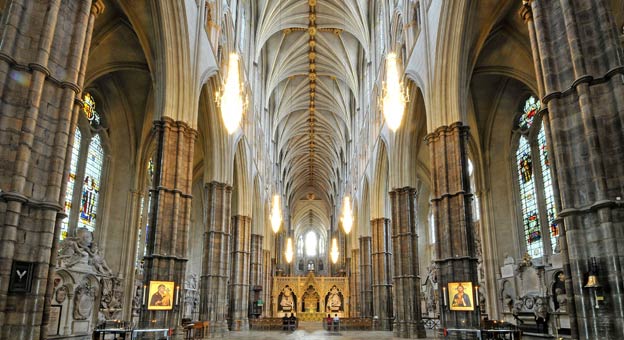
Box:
[513,96,558,258]
[60,93,107,240]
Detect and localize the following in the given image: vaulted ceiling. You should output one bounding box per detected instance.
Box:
[257,0,368,220]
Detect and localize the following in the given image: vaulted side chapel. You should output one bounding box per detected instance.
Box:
[0,1,623,339]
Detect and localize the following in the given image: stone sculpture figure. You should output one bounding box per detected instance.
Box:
[57,238,89,267]
[88,242,113,275]
[325,285,343,312]
[555,288,567,312]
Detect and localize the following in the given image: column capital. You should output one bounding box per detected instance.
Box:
[519,0,533,23]
[91,0,106,17]
[205,180,233,192]
[424,121,470,145]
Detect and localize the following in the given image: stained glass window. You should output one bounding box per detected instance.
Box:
[514,96,559,258]
[82,93,100,127]
[78,135,103,232]
[60,93,107,241]
[519,96,539,130]
[538,123,558,251]
[61,128,82,240]
[305,231,318,257]
[517,136,542,258]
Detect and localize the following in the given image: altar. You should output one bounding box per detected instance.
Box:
[273,272,348,320]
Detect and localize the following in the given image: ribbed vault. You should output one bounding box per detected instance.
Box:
[258,0,368,218]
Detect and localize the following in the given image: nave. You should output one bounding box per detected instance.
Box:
[0,1,622,340]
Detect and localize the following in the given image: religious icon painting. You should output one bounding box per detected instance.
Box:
[147,281,174,311]
[448,282,474,311]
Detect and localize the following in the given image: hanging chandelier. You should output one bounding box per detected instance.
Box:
[382,52,408,131]
[330,238,339,264]
[340,196,353,234]
[270,195,282,233]
[285,237,294,263]
[218,53,244,134]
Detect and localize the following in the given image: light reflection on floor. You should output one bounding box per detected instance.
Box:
[201,322,441,339]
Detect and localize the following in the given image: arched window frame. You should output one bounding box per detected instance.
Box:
[511,95,559,259]
[134,155,155,276]
[61,92,110,241]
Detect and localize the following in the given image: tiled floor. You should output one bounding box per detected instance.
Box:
[204,322,442,339]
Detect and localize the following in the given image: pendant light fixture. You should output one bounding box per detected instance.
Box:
[330,238,339,264]
[270,195,282,233]
[382,52,408,131]
[218,53,244,134]
[340,195,353,234]
[285,237,294,263]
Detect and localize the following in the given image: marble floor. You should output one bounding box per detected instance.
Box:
[202,322,443,339]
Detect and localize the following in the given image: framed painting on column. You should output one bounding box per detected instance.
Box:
[147,281,174,311]
[448,282,474,311]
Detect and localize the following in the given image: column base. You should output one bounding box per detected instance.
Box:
[393,321,428,338]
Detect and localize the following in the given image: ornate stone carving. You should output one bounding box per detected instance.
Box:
[57,238,89,267]
[57,229,113,276]
[184,273,198,290]
[87,242,113,276]
[99,277,123,320]
[55,285,68,304]
[73,281,96,320]
[132,282,143,317]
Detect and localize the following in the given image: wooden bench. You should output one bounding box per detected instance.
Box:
[183,321,210,339]
[323,318,373,331]
[249,318,289,330]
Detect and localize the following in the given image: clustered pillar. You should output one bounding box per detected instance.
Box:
[199,182,232,333]
[249,233,264,318]
[425,123,479,337]
[262,251,273,316]
[141,118,197,327]
[371,218,393,330]
[522,1,624,338]
[350,248,360,317]
[359,236,373,318]
[390,187,427,338]
[229,215,251,330]
[0,1,103,338]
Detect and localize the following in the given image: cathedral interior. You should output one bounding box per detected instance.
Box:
[0,0,623,339]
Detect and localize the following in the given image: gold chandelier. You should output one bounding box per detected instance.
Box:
[382,52,408,131]
[285,237,294,263]
[340,196,353,234]
[270,195,282,233]
[330,238,339,264]
[218,53,244,134]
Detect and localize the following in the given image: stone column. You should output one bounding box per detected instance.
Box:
[425,123,479,336]
[141,118,197,326]
[522,1,624,339]
[0,1,102,338]
[359,236,373,318]
[350,248,360,317]
[249,233,263,317]
[228,215,251,330]
[390,187,427,338]
[199,182,232,333]
[262,251,273,316]
[371,218,393,330]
